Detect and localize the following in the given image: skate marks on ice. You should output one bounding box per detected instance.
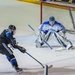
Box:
[0,67,75,75]
[48,67,75,75]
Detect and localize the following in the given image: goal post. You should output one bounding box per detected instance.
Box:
[40,1,75,31]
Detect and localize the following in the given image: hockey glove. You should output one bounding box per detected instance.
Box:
[17,46,26,53]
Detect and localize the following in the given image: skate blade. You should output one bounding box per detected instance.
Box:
[17,70,23,74]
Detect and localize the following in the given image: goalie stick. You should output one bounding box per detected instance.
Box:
[28,25,74,51]
[28,24,52,49]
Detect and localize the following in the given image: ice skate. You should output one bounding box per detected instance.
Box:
[15,67,23,73]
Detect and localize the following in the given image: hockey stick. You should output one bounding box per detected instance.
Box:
[68,8,75,30]
[25,52,44,68]
[9,45,52,75]
[25,52,53,75]
[28,24,52,49]
[9,43,44,68]
[25,52,53,68]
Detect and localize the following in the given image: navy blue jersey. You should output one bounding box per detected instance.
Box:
[0,29,15,44]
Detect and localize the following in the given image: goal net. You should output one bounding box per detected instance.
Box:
[40,1,75,31]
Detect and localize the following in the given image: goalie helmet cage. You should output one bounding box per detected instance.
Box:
[40,1,75,31]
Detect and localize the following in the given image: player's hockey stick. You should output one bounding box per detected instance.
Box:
[9,45,53,74]
[28,24,52,49]
[25,52,44,68]
[68,8,75,30]
[9,44,44,68]
[25,51,53,75]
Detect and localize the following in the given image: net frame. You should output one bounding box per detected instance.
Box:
[40,1,75,31]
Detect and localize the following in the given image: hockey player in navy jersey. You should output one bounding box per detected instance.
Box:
[0,25,26,72]
[35,16,73,50]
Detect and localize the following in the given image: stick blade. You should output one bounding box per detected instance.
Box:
[44,65,53,75]
[44,65,48,75]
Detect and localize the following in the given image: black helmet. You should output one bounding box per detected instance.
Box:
[8,25,16,30]
[49,16,55,21]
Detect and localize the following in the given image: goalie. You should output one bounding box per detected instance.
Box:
[35,16,73,50]
[0,25,26,72]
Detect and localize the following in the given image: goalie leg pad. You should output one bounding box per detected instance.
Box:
[35,39,43,48]
[66,41,73,50]
[54,33,67,48]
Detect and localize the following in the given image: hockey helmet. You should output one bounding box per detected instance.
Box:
[8,25,16,30]
[49,16,55,21]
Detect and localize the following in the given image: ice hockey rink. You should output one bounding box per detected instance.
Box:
[0,0,75,75]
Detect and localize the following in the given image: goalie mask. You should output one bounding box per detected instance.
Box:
[49,16,55,25]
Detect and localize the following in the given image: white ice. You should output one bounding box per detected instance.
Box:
[0,0,75,73]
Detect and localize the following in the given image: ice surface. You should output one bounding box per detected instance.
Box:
[0,0,75,74]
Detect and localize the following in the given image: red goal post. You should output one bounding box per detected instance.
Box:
[40,1,75,31]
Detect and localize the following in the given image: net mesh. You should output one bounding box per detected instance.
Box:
[40,2,75,31]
